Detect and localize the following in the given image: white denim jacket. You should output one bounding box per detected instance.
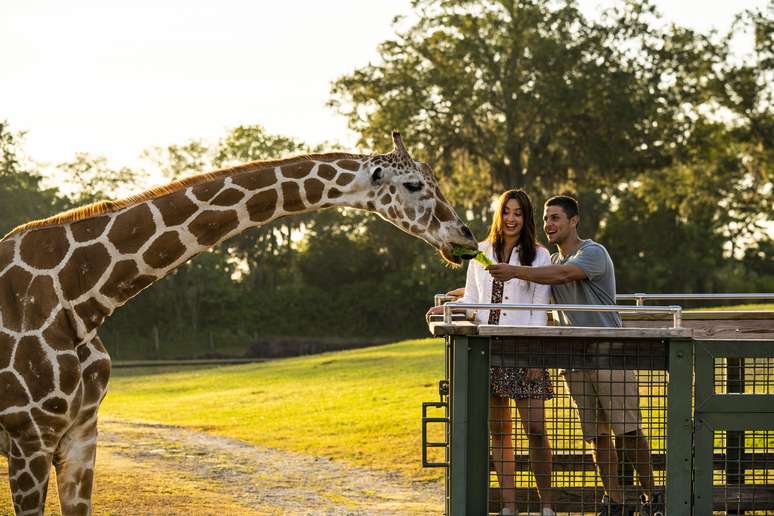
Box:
[455,241,552,325]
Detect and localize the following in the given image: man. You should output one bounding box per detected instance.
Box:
[488,195,661,516]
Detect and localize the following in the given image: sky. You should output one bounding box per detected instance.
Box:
[1,0,770,177]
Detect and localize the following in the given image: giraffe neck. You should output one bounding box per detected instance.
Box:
[2,153,371,342]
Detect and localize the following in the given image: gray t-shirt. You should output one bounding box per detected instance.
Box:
[550,240,622,327]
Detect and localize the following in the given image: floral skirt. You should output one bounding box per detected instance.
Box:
[490,366,554,400]
[488,276,553,400]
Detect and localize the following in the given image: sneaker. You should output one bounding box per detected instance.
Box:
[639,493,665,516]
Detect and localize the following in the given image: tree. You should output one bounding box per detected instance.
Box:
[0,121,64,236]
[329,0,716,216]
[56,153,144,204]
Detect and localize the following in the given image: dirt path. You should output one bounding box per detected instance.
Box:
[97,418,444,515]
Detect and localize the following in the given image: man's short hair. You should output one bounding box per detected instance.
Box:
[545,195,579,220]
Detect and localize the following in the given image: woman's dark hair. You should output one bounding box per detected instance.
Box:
[486,189,537,266]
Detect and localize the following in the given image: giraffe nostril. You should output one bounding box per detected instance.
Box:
[461,226,474,240]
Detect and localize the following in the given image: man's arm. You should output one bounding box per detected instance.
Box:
[487,263,587,284]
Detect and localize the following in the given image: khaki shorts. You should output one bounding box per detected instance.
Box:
[563,369,642,441]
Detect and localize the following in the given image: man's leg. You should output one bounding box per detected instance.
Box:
[618,429,655,498]
[592,433,624,504]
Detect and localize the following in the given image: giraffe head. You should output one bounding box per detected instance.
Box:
[356,132,478,265]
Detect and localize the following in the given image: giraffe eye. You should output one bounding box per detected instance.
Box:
[403,181,422,193]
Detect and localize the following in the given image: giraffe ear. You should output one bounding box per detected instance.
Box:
[371,166,384,186]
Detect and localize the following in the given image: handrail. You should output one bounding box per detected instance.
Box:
[443,302,683,328]
[617,293,774,306]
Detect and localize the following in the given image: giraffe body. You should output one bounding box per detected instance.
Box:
[0,133,476,514]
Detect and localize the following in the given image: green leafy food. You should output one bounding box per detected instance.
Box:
[452,244,493,267]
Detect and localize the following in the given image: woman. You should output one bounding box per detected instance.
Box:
[428,189,555,516]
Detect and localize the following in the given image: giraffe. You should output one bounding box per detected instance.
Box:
[0,131,477,515]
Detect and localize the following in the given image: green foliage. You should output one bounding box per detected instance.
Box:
[57,152,144,204]
[0,121,64,236]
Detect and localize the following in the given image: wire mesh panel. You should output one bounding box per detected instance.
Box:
[487,337,668,515]
[695,340,774,515]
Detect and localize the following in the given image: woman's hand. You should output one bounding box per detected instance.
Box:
[425,305,445,320]
[486,263,517,282]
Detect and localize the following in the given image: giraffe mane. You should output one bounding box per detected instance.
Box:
[3,152,363,239]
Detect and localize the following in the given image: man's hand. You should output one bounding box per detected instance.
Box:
[486,264,517,282]
[446,287,465,300]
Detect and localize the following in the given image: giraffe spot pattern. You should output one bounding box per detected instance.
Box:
[317,164,337,181]
[434,202,455,222]
[231,168,276,191]
[429,216,441,234]
[30,407,69,448]
[13,336,54,401]
[143,231,187,269]
[328,188,343,199]
[152,190,198,227]
[19,226,69,270]
[0,239,15,271]
[303,179,325,205]
[335,173,356,186]
[82,360,110,406]
[0,371,29,412]
[281,161,314,179]
[23,275,58,331]
[246,190,278,222]
[0,266,33,332]
[211,188,245,207]
[107,205,156,254]
[192,178,224,201]
[29,455,50,483]
[20,491,40,511]
[337,159,361,171]
[42,397,68,414]
[74,298,111,332]
[100,260,155,302]
[0,331,13,369]
[16,472,35,492]
[281,182,305,212]
[188,210,240,246]
[58,244,111,300]
[41,309,76,351]
[418,209,432,226]
[70,216,110,243]
[57,354,81,395]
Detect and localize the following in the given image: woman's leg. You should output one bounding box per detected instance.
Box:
[490,394,517,513]
[515,397,553,511]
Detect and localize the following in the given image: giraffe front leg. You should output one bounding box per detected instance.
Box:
[54,413,98,516]
[7,438,54,516]
[55,336,111,516]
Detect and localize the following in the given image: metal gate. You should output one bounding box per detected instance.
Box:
[694,339,774,514]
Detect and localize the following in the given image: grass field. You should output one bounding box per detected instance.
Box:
[101,337,448,481]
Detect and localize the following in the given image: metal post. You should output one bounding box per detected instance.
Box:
[449,335,490,515]
[666,337,694,515]
[727,357,745,514]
